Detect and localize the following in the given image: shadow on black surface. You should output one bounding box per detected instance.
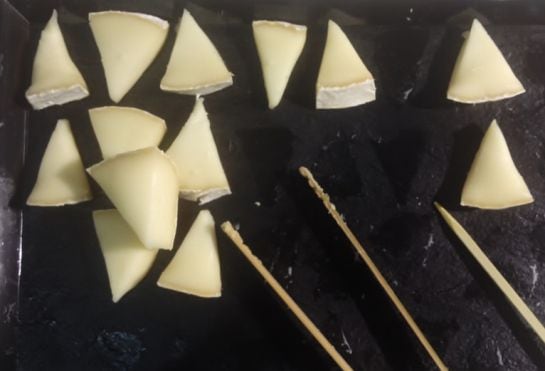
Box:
[434,124,482,210]
[436,213,545,370]
[290,172,430,371]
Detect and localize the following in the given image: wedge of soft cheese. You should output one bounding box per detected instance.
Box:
[93,209,158,302]
[447,19,525,103]
[87,147,179,250]
[160,10,233,95]
[89,11,169,103]
[316,20,375,109]
[252,20,307,109]
[166,97,230,204]
[27,119,92,206]
[157,210,221,298]
[461,120,533,209]
[89,106,167,159]
[25,10,89,110]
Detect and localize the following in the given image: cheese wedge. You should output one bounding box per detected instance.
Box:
[87,147,179,250]
[89,11,169,103]
[93,209,158,302]
[447,19,525,103]
[27,119,92,206]
[25,10,89,110]
[160,10,233,95]
[89,106,166,159]
[252,20,307,109]
[316,20,375,109]
[166,97,230,204]
[461,120,533,209]
[157,210,221,298]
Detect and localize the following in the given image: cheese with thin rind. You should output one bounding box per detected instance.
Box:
[26,10,89,110]
[447,19,525,103]
[89,106,166,159]
[461,120,533,209]
[157,210,222,298]
[89,11,169,103]
[27,119,92,206]
[252,20,307,109]
[316,20,375,109]
[93,209,158,303]
[160,10,233,95]
[87,147,179,250]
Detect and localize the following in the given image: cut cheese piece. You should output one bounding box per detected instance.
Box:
[166,97,230,204]
[316,20,375,109]
[447,19,525,103]
[93,209,158,302]
[25,10,89,110]
[461,120,533,209]
[89,106,166,159]
[27,119,92,206]
[160,10,233,95]
[157,210,221,298]
[252,20,307,109]
[87,147,179,250]
[435,203,545,345]
[89,11,169,103]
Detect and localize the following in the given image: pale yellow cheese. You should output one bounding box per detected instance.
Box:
[252,20,307,109]
[89,11,169,103]
[461,120,533,209]
[160,10,233,95]
[93,209,158,302]
[89,106,166,159]
[447,19,525,103]
[316,20,375,109]
[26,10,89,110]
[27,119,92,206]
[157,210,221,298]
[166,97,231,204]
[87,147,179,250]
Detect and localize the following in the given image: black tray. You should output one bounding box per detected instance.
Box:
[3,0,545,370]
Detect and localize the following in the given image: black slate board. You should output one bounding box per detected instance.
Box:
[4,0,545,370]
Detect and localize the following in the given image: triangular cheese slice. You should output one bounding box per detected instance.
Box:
[93,209,158,302]
[89,106,167,159]
[157,210,221,298]
[160,10,233,95]
[461,120,533,209]
[25,10,89,110]
[166,97,230,204]
[252,20,307,109]
[447,19,525,103]
[27,119,92,206]
[87,147,179,250]
[89,11,169,103]
[316,20,375,109]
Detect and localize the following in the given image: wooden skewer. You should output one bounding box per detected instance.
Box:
[221,221,354,371]
[299,166,448,371]
[435,202,545,345]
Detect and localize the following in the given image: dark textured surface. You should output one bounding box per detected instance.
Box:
[4,0,545,370]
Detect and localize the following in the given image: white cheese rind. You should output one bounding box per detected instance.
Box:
[157,210,222,298]
[252,20,307,109]
[166,97,231,204]
[87,147,179,250]
[160,9,233,95]
[447,19,525,103]
[89,106,167,159]
[27,119,92,206]
[93,209,158,302]
[89,11,169,103]
[461,120,533,209]
[316,20,375,109]
[26,10,89,110]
